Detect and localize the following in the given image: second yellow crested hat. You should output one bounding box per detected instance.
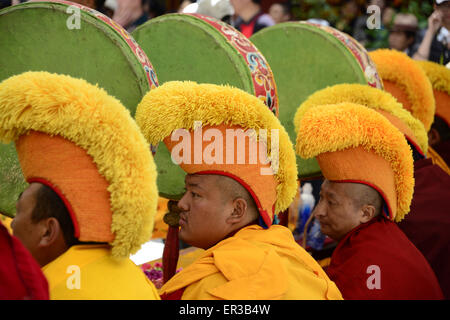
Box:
[294,83,428,156]
[296,102,414,222]
[135,81,298,228]
[416,60,450,127]
[369,49,435,131]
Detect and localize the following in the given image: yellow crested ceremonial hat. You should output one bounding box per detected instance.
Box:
[0,72,158,258]
[135,81,298,228]
[369,49,435,131]
[294,83,428,156]
[295,103,414,222]
[416,60,450,127]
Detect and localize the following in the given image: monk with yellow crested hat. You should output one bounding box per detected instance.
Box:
[135,81,343,300]
[369,49,449,173]
[296,83,450,299]
[295,102,443,299]
[0,72,160,299]
[416,60,450,166]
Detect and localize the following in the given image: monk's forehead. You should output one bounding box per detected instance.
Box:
[322,180,355,198]
[323,180,375,200]
[185,174,219,187]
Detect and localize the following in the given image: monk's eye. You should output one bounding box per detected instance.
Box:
[191,191,200,198]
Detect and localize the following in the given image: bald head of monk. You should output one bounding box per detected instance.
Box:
[177,174,259,249]
[313,180,383,242]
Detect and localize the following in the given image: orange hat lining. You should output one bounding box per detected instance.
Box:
[27,177,80,239]
[194,170,273,228]
[331,179,393,220]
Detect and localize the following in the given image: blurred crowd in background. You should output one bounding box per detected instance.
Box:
[0,0,448,70]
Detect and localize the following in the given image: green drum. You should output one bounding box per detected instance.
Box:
[251,21,383,178]
[133,13,278,199]
[0,0,157,217]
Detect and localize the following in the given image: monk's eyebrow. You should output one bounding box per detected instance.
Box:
[186,182,205,191]
[320,189,338,202]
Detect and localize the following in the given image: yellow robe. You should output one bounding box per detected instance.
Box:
[42,244,160,300]
[159,225,343,300]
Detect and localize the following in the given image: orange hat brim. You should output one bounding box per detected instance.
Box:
[16,131,114,242]
[163,123,278,227]
[317,146,396,220]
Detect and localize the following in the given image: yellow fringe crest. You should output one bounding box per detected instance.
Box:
[369,49,435,131]
[294,83,429,155]
[416,60,450,95]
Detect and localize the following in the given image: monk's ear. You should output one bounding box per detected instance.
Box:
[428,127,441,147]
[38,217,63,248]
[226,198,248,225]
[359,205,377,224]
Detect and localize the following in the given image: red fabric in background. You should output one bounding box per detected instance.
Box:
[398,158,450,299]
[326,215,443,300]
[0,221,49,300]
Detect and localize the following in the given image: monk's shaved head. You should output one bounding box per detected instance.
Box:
[345,183,383,217]
[314,180,384,241]
[215,175,259,221]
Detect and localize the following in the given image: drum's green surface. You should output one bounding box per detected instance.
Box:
[0,2,150,114]
[133,14,254,94]
[0,1,153,216]
[133,14,264,199]
[153,142,186,200]
[0,144,27,218]
[251,22,370,178]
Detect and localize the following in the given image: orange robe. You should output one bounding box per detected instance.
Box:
[159,225,343,300]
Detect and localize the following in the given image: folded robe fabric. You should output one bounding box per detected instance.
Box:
[42,244,160,300]
[159,225,343,300]
[397,158,450,299]
[326,216,443,300]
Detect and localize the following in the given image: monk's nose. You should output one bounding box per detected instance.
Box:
[313,201,325,218]
[177,191,190,212]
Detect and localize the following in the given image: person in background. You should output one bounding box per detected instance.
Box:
[269,2,290,24]
[388,13,419,57]
[418,60,450,166]
[354,0,395,50]
[335,0,363,38]
[181,0,234,23]
[113,0,149,32]
[143,0,165,18]
[413,0,450,65]
[178,0,194,13]
[230,0,274,38]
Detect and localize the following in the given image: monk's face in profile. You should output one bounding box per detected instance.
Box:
[177,174,237,249]
[313,180,380,242]
[11,183,45,264]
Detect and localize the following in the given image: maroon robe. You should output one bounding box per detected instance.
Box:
[0,221,49,299]
[326,215,443,300]
[398,158,450,299]
[433,139,450,167]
